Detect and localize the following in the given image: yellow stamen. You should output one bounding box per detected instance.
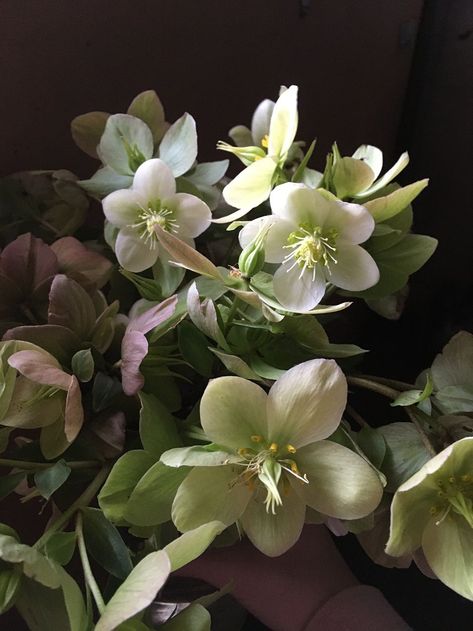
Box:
[269,443,278,454]
[261,134,269,149]
[286,444,297,454]
[290,461,300,474]
[251,435,263,443]
[448,476,456,484]
[238,448,249,457]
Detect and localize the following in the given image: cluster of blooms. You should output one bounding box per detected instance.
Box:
[0,85,470,630]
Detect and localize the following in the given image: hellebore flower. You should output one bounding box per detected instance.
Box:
[429,331,473,414]
[163,359,383,556]
[386,437,473,600]
[102,159,211,272]
[0,341,83,459]
[239,183,379,312]
[217,86,298,219]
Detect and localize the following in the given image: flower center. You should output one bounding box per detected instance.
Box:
[430,475,473,528]
[234,436,307,514]
[130,201,179,249]
[283,223,339,279]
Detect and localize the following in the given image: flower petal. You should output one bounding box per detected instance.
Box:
[422,515,473,601]
[270,184,331,228]
[121,330,147,396]
[266,358,347,448]
[200,376,268,450]
[268,85,298,158]
[293,441,383,519]
[228,125,253,148]
[172,466,252,531]
[102,189,143,227]
[222,156,277,210]
[239,216,293,264]
[240,485,305,556]
[133,158,176,201]
[327,202,375,244]
[164,193,211,239]
[328,243,380,291]
[251,99,274,147]
[273,260,326,312]
[352,145,383,180]
[115,227,158,273]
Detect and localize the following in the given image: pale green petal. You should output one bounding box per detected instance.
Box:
[266,359,347,448]
[251,99,274,146]
[228,125,253,148]
[240,484,305,556]
[357,152,410,198]
[293,441,383,519]
[273,260,326,313]
[172,466,252,531]
[2,377,63,429]
[328,243,380,291]
[239,216,292,264]
[422,516,473,600]
[200,376,268,450]
[352,145,383,180]
[270,183,331,227]
[268,85,298,158]
[431,331,473,389]
[222,156,276,210]
[332,157,375,198]
[133,158,176,201]
[115,227,158,273]
[102,189,143,227]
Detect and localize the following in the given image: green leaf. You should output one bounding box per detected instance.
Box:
[356,427,386,469]
[70,111,109,159]
[248,355,286,380]
[391,373,433,407]
[95,550,171,631]
[0,565,22,614]
[34,460,71,500]
[43,532,76,566]
[139,392,182,459]
[98,450,156,524]
[436,385,473,414]
[366,205,413,254]
[0,472,25,501]
[152,250,186,298]
[158,113,198,177]
[164,521,226,571]
[160,603,211,631]
[378,422,431,492]
[178,321,215,377]
[364,179,429,222]
[99,114,153,175]
[0,427,13,454]
[124,462,188,527]
[81,507,133,580]
[0,535,61,588]
[79,166,133,198]
[71,349,95,382]
[92,372,123,413]
[209,348,264,382]
[127,90,166,144]
[291,139,316,183]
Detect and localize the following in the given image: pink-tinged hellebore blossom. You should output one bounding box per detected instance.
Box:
[386,437,473,600]
[102,159,211,272]
[162,359,383,556]
[239,183,380,312]
[121,295,178,395]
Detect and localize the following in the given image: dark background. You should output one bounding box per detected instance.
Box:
[0,1,472,629]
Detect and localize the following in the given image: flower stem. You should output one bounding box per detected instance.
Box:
[75,512,106,615]
[34,465,110,550]
[345,404,369,428]
[347,376,436,456]
[356,374,417,391]
[224,296,240,334]
[0,458,100,471]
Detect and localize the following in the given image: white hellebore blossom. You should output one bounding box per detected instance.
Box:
[240,183,380,312]
[102,158,211,272]
[163,359,383,557]
[217,85,298,220]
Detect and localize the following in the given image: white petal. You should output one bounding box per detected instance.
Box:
[115,227,158,273]
[328,243,380,291]
[270,184,332,228]
[251,99,274,146]
[326,201,375,244]
[164,193,211,239]
[268,85,298,158]
[266,358,347,448]
[228,125,253,147]
[239,216,293,264]
[222,156,277,210]
[359,152,410,198]
[133,158,176,201]
[273,261,326,313]
[352,144,383,180]
[102,189,143,227]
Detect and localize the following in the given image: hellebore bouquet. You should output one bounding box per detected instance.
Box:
[0,84,471,630]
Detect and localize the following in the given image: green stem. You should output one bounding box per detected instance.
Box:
[357,374,417,391]
[345,404,369,428]
[76,512,106,615]
[0,458,100,471]
[347,376,436,456]
[34,465,110,550]
[224,296,240,334]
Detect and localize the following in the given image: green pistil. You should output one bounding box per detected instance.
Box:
[283,223,339,278]
[431,475,473,528]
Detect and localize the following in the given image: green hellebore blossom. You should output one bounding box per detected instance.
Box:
[386,437,473,600]
[163,359,383,557]
[216,85,299,221]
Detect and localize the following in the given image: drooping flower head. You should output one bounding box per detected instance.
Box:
[163,359,383,556]
[102,159,211,272]
[239,183,379,312]
[386,437,473,600]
